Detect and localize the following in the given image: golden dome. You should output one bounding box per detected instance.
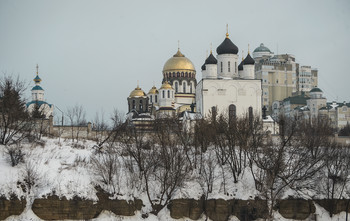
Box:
[148,86,158,94]
[160,81,173,90]
[163,49,196,72]
[129,86,146,98]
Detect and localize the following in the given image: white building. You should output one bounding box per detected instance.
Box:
[196,31,262,118]
[26,65,54,119]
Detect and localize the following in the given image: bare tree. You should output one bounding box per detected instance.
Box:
[142,118,190,215]
[66,104,86,142]
[249,115,325,218]
[91,149,121,195]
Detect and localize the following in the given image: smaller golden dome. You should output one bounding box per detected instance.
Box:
[129,86,146,98]
[148,86,158,94]
[160,81,173,90]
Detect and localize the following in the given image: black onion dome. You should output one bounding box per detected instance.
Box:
[216,38,239,55]
[201,63,206,70]
[205,53,217,64]
[238,60,244,71]
[243,53,255,65]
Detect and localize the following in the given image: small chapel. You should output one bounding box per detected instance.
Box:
[26,65,54,119]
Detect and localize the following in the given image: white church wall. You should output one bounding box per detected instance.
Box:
[197,79,262,118]
[217,54,238,78]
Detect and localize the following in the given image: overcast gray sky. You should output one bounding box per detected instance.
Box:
[1,0,349,122]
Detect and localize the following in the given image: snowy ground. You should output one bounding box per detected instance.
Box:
[0,137,348,220]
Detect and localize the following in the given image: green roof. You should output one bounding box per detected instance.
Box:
[310,87,322,93]
[283,94,309,105]
[253,43,271,53]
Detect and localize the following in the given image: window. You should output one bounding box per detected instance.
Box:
[235,62,237,73]
[183,82,186,93]
[175,82,178,93]
[177,72,180,77]
[162,90,165,98]
[173,72,175,77]
[181,72,184,77]
[150,95,152,103]
[211,106,217,121]
[220,62,223,72]
[139,100,143,111]
[228,61,231,72]
[185,72,188,77]
[229,104,236,122]
[248,107,253,126]
[167,90,170,98]
[132,100,135,109]
[155,95,157,103]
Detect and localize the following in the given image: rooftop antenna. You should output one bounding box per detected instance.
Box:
[137,80,139,88]
[210,43,213,54]
[178,40,180,51]
[36,64,39,75]
[248,44,250,54]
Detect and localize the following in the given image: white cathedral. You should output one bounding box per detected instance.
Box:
[127,30,262,121]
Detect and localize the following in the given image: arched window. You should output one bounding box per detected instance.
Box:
[229,104,236,122]
[220,62,223,73]
[150,95,152,103]
[155,95,158,103]
[183,82,186,93]
[177,72,180,77]
[235,62,237,73]
[185,72,188,77]
[249,107,253,126]
[167,90,170,98]
[228,61,231,72]
[181,72,184,77]
[162,90,165,98]
[175,82,178,93]
[211,106,217,122]
[173,72,175,77]
[132,100,136,109]
[139,100,143,111]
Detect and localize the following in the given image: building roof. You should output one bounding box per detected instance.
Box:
[216,35,238,55]
[253,43,271,53]
[32,85,44,91]
[310,87,323,93]
[243,53,255,65]
[205,52,217,64]
[26,100,52,108]
[238,60,244,71]
[160,81,173,90]
[148,86,158,95]
[283,94,309,105]
[163,49,195,72]
[129,86,146,98]
[201,63,206,71]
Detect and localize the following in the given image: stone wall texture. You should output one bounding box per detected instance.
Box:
[2,195,350,220]
[0,196,26,220]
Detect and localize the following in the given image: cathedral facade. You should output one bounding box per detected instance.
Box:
[196,32,262,118]
[127,31,263,121]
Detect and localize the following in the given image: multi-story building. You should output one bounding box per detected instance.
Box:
[253,43,318,114]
